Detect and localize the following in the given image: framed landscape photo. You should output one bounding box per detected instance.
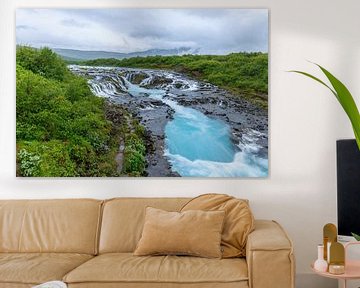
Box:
[16,8,269,177]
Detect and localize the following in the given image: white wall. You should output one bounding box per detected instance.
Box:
[1,0,359,287]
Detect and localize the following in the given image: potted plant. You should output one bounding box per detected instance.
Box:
[290,63,360,149]
[291,64,360,240]
[352,233,360,241]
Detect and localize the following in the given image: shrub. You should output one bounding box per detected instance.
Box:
[17,148,41,177]
[17,46,68,81]
[17,141,77,177]
[16,46,124,177]
[123,134,146,176]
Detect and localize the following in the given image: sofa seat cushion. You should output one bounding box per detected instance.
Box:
[64,253,248,285]
[0,253,93,285]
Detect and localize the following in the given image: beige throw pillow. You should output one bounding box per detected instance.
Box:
[181,193,255,258]
[134,207,225,258]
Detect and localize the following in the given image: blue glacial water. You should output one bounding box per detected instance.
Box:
[165,108,235,162]
[163,102,268,177]
[125,79,267,177]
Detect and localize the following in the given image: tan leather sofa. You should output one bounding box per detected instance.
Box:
[0,198,295,288]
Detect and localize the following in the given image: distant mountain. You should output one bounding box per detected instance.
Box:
[53,47,200,61]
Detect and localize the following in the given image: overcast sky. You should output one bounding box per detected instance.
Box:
[16,9,268,54]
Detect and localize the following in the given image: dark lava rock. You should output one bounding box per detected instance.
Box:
[128,72,149,84]
[141,75,173,88]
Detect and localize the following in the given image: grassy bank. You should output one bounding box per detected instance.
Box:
[16,46,147,177]
[82,52,268,109]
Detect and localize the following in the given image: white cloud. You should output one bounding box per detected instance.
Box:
[16,9,268,54]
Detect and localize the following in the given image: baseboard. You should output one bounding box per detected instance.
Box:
[296,273,337,288]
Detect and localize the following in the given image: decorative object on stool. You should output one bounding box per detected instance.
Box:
[312,224,360,288]
[323,223,337,262]
[328,242,345,275]
[319,223,346,275]
[314,244,328,272]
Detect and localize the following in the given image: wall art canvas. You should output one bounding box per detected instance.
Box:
[16,9,269,177]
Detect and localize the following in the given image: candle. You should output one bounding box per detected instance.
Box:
[328,264,345,275]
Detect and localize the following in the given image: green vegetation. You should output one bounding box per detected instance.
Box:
[16,46,147,176]
[123,132,146,176]
[82,52,268,108]
[352,232,360,241]
[291,63,360,150]
[104,103,148,177]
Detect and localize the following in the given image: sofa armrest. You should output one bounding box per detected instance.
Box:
[246,220,295,288]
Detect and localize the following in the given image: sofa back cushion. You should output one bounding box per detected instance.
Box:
[0,199,102,254]
[99,198,189,253]
[181,194,254,258]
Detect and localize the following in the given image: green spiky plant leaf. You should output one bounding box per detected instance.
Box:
[290,63,360,150]
[352,232,360,241]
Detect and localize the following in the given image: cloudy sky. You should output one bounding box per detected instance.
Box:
[16,9,268,55]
